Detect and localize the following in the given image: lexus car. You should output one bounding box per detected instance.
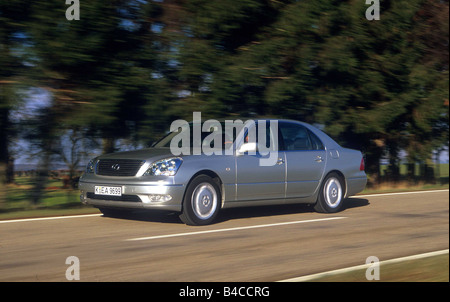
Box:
[79,119,367,225]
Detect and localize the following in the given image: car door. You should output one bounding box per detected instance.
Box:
[235,121,286,201]
[280,122,326,198]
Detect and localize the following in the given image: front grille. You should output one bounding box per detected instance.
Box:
[96,159,145,176]
[87,192,141,202]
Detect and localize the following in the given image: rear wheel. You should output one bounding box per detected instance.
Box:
[179,175,221,226]
[314,172,345,213]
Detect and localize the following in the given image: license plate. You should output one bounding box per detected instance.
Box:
[94,186,122,196]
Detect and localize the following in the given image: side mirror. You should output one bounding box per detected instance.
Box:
[237,142,257,155]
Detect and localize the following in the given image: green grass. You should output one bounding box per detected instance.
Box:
[361,162,448,194]
[1,176,99,220]
[308,254,449,282]
[360,182,449,195]
[4,177,77,208]
[379,163,449,178]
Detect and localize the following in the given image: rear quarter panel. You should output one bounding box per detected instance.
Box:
[327,147,367,197]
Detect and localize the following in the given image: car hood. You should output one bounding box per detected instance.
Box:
[98,147,176,163]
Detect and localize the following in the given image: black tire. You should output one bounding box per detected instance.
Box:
[179,175,221,226]
[314,172,345,213]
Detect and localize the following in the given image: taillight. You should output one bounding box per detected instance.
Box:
[360,157,365,171]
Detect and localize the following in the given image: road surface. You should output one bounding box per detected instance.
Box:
[0,190,448,282]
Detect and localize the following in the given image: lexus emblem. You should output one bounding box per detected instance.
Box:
[111,164,120,171]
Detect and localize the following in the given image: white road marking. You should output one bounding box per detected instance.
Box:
[356,189,449,198]
[0,213,102,224]
[278,249,449,282]
[126,216,347,241]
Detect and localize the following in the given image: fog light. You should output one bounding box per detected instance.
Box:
[80,191,87,204]
[148,194,172,202]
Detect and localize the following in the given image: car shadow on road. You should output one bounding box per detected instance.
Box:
[216,204,315,223]
[100,210,183,224]
[341,197,370,211]
[99,197,369,225]
[216,198,369,223]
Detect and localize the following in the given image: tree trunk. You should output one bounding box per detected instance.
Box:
[0,107,9,209]
[6,155,14,184]
[0,163,6,210]
[102,137,116,154]
[30,151,51,206]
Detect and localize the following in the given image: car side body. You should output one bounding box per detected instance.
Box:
[79,119,367,225]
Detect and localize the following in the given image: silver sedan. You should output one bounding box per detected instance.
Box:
[79,119,367,225]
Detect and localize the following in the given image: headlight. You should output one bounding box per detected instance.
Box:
[86,159,96,174]
[143,157,183,176]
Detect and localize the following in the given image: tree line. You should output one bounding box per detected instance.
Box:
[0,0,448,205]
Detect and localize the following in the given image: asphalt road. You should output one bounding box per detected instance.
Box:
[1,190,448,282]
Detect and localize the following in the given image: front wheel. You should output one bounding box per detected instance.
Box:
[314,173,345,213]
[179,175,221,226]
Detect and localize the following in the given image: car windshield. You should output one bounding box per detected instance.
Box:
[153,122,236,151]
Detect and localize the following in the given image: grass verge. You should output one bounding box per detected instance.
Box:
[307,253,449,282]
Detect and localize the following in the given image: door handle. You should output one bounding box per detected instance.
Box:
[276,157,285,165]
[315,156,323,162]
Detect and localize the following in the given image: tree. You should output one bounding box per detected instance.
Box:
[23,0,166,203]
[404,0,449,180]
[0,0,32,208]
[174,0,448,183]
[171,0,288,119]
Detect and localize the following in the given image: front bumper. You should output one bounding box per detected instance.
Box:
[79,176,185,212]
